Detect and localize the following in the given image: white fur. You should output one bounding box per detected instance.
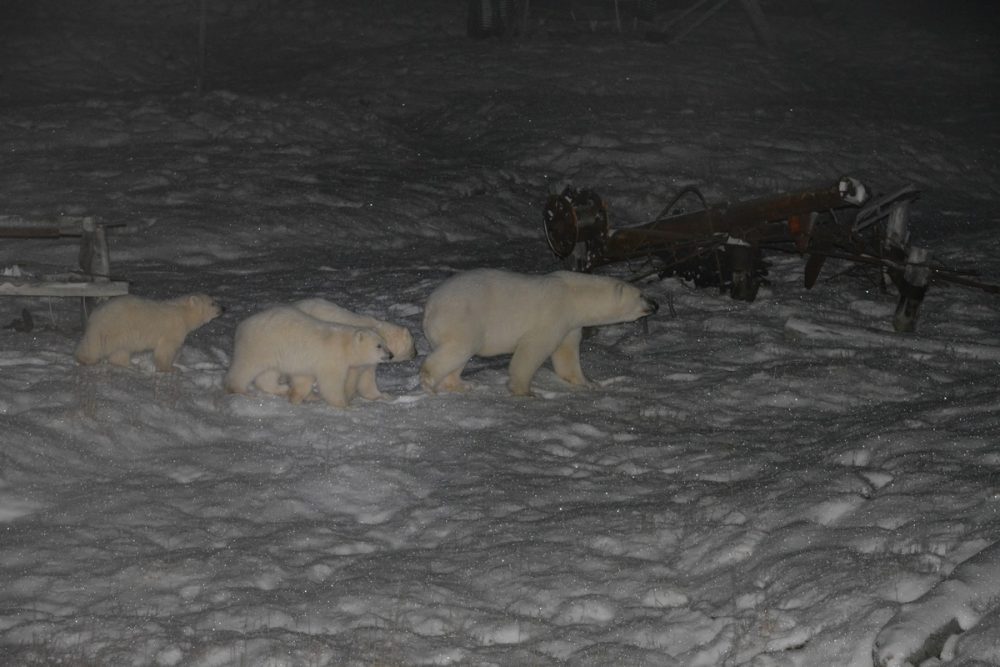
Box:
[224,305,392,408]
[420,269,657,396]
[248,299,415,402]
[75,294,222,372]
[293,298,415,401]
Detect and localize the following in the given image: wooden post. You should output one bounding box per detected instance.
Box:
[885,200,911,250]
[197,0,207,93]
[893,246,930,333]
[79,217,112,322]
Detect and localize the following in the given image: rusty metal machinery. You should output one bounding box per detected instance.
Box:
[543,176,998,332]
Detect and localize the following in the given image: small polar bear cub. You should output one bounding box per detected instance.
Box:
[421,268,658,396]
[224,305,393,408]
[75,294,223,372]
[293,298,416,401]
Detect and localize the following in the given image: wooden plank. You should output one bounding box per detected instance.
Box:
[0,226,64,238]
[0,214,79,237]
[0,281,130,298]
[79,219,114,319]
[0,215,126,238]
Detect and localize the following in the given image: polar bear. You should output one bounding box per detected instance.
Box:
[248,299,415,402]
[420,269,658,396]
[224,306,393,408]
[293,298,415,400]
[75,293,223,372]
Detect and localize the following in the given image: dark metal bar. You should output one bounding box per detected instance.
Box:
[0,227,64,238]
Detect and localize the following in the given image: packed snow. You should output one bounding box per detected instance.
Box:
[1,1,999,665]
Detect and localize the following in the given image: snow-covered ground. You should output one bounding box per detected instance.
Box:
[1,1,999,665]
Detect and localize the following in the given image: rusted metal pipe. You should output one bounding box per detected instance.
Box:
[543,176,999,332]
[545,176,869,271]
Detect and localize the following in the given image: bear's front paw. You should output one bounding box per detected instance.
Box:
[108,351,132,368]
[428,375,472,394]
[288,389,312,404]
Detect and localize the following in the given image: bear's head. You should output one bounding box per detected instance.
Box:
[375,323,416,361]
[184,294,224,326]
[556,272,658,326]
[353,328,394,365]
[612,280,658,322]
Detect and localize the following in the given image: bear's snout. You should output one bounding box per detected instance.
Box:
[642,297,659,315]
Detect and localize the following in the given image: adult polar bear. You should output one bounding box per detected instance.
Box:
[421,269,658,396]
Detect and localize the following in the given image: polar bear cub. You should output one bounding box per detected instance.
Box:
[421,269,658,396]
[293,298,416,400]
[224,306,393,408]
[75,294,222,372]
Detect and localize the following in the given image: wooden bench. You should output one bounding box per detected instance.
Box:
[0,215,129,322]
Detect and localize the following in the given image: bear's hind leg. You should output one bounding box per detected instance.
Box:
[437,369,470,393]
[420,345,472,394]
[550,328,592,387]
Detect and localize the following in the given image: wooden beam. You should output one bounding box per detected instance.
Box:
[0,281,130,298]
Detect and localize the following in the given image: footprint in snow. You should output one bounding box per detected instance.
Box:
[873,540,1000,667]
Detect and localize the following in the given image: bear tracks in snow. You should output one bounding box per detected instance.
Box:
[873,540,1000,667]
